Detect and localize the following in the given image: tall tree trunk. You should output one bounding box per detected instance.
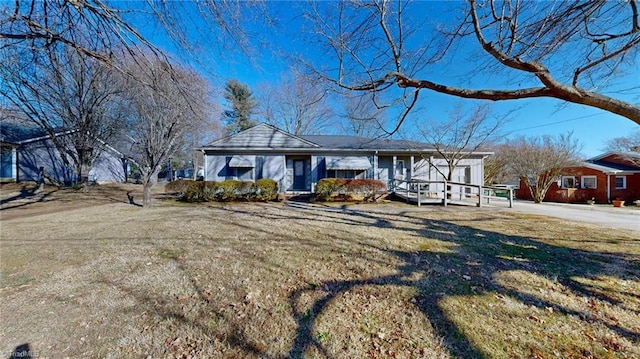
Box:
[142,169,159,207]
[446,169,454,200]
[143,181,153,207]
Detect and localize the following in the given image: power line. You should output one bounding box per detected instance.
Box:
[506,113,602,134]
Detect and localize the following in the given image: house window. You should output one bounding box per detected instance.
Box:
[237,168,253,181]
[615,176,626,189]
[561,176,576,189]
[328,169,366,179]
[581,176,597,189]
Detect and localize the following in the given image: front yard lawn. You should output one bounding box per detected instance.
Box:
[1,185,638,358]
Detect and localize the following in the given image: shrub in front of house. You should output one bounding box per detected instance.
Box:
[170,178,280,203]
[183,181,217,202]
[346,179,388,201]
[216,180,242,201]
[314,178,387,202]
[315,178,348,201]
[164,179,192,197]
[201,181,219,201]
[254,178,279,201]
[237,181,255,200]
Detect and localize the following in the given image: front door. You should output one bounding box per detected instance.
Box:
[293,160,306,190]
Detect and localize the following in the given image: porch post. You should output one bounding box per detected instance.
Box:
[392,155,397,191]
[373,152,378,180]
[310,156,317,190]
[508,188,514,208]
[443,179,448,207]
[607,174,611,203]
[12,147,17,181]
[410,155,414,181]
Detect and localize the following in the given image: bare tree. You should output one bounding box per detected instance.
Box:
[0,0,158,63]
[1,43,125,184]
[605,129,640,166]
[339,92,387,138]
[121,56,212,207]
[482,143,513,186]
[259,72,333,135]
[504,133,581,203]
[418,104,503,181]
[304,0,640,126]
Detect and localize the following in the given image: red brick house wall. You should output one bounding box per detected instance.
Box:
[516,165,640,204]
[515,152,640,204]
[517,167,602,203]
[611,172,640,202]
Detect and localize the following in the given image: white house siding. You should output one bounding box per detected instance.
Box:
[18,140,76,183]
[15,139,125,183]
[427,158,483,184]
[412,158,430,179]
[426,157,484,197]
[204,155,227,182]
[261,155,286,190]
[90,152,126,183]
[377,156,392,187]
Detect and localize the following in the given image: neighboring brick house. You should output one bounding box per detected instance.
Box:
[517,152,640,204]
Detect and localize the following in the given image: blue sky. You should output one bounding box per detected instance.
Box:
[129,1,639,159]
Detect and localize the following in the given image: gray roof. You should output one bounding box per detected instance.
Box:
[202,123,442,152]
[0,121,48,144]
[203,123,319,149]
[300,135,434,151]
[586,160,640,172]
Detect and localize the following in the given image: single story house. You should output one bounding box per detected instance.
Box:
[516,152,640,204]
[1,122,127,184]
[199,123,490,196]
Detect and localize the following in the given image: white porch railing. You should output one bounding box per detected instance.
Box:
[391,179,514,208]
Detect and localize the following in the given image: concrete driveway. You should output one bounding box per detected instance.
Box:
[506,200,640,232]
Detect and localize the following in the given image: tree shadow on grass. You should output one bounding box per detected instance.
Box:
[0,185,57,211]
[96,202,638,358]
[281,203,639,358]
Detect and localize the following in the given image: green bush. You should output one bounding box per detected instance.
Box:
[315,178,387,202]
[315,178,348,201]
[238,181,255,200]
[255,178,278,201]
[165,180,192,197]
[173,178,280,203]
[183,181,205,202]
[201,181,219,201]
[217,180,241,201]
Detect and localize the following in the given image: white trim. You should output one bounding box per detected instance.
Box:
[581,175,597,189]
[615,175,627,189]
[589,151,640,162]
[15,129,77,145]
[561,176,576,189]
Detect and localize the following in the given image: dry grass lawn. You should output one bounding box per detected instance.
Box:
[1,183,639,358]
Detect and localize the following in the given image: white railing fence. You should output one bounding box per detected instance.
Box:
[392,179,514,208]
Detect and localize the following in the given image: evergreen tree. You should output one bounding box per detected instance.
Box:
[223,79,257,134]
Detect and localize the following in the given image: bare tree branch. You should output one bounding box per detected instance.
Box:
[302,0,640,127]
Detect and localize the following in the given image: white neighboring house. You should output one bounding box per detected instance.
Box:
[199,123,490,194]
[0,122,127,184]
